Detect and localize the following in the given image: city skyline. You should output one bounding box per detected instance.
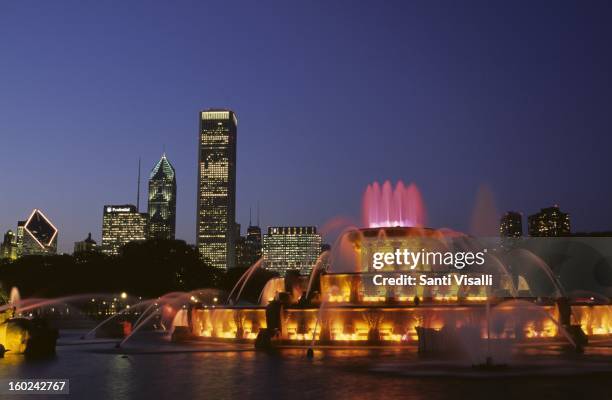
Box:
[2,1,612,253]
[0,113,608,254]
[1,145,592,254]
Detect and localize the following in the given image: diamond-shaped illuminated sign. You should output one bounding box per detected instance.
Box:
[24,209,58,249]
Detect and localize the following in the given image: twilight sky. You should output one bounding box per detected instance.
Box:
[1,1,611,253]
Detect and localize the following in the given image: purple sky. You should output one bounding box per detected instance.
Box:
[1,1,611,253]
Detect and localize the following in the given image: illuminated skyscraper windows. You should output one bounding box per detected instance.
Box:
[101,205,148,255]
[148,154,177,239]
[263,227,322,276]
[197,109,237,269]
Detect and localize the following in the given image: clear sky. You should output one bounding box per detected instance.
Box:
[1,1,611,253]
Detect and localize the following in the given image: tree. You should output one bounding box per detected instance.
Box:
[0,239,221,298]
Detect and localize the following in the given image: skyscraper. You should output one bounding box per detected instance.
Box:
[74,233,98,254]
[246,225,262,257]
[148,153,177,239]
[246,205,262,260]
[101,205,148,255]
[263,226,322,276]
[235,223,263,269]
[19,209,58,256]
[234,223,248,269]
[197,109,237,269]
[15,220,25,257]
[500,211,523,237]
[0,230,18,260]
[528,206,571,237]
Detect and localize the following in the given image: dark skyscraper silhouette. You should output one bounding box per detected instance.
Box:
[500,211,523,237]
[246,205,262,260]
[197,109,237,269]
[528,206,571,237]
[148,153,177,239]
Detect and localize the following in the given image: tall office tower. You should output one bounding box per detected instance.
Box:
[263,226,322,276]
[234,223,248,269]
[197,109,237,269]
[101,205,148,255]
[19,209,58,256]
[246,205,262,260]
[0,230,18,260]
[500,211,523,237]
[246,225,262,258]
[528,206,571,237]
[235,223,263,269]
[74,233,98,254]
[15,220,25,256]
[148,153,177,239]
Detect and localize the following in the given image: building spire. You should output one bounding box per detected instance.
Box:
[249,206,252,226]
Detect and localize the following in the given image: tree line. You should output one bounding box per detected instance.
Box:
[0,239,277,302]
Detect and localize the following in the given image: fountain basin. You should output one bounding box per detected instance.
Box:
[179,302,611,346]
[173,226,611,356]
[0,311,58,357]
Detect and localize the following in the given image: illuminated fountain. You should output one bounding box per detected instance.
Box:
[362,180,426,228]
[175,180,612,364]
[0,287,59,357]
[0,290,175,354]
[0,284,225,354]
[1,180,608,367]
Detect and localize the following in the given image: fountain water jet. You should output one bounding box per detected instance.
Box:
[177,181,609,369]
[228,258,264,304]
[9,287,20,307]
[116,293,189,347]
[305,251,330,301]
[81,298,158,340]
[362,180,426,228]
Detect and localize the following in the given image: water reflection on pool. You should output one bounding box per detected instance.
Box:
[0,330,611,400]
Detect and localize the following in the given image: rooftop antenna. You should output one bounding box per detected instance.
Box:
[257,201,260,226]
[249,206,252,226]
[136,157,141,211]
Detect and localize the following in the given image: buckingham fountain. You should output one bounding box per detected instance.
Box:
[171,181,612,363]
[2,181,612,365]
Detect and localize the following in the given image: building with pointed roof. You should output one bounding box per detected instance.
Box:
[147,153,177,239]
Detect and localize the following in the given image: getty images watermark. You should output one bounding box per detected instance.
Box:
[370,248,494,287]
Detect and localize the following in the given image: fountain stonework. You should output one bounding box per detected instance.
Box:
[183,227,609,350]
[0,288,58,357]
[177,182,612,358]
